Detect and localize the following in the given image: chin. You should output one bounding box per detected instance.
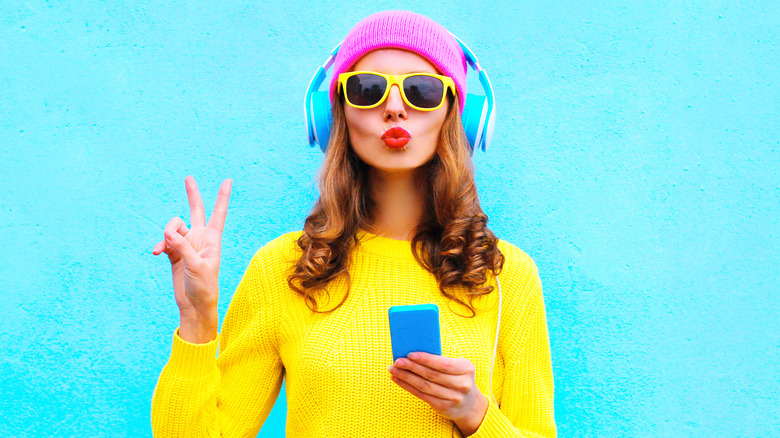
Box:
[369,153,436,173]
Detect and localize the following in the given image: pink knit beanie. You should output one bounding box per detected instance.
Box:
[328,10,468,114]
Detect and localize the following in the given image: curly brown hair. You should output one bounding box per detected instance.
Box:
[287,91,504,317]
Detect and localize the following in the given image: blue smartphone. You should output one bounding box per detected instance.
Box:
[388,303,441,362]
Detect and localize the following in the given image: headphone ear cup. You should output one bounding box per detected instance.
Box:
[461,93,487,154]
[311,90,333,152]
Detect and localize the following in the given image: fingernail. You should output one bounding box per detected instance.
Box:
[387,365,393,372]
[409,353,419,360]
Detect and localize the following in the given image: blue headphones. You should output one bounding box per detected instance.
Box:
[304,33,496,155]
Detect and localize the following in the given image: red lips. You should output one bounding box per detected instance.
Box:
[381,127,411,149]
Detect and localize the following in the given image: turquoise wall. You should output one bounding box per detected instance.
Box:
[1,1,777,436]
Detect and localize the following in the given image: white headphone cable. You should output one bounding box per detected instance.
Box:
[488,275,502,406]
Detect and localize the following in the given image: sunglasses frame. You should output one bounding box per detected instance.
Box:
[337,71,456,111]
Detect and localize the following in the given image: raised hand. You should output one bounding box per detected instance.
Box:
[152,176,233,343]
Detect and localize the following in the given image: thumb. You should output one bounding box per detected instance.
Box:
[165,230,200,263]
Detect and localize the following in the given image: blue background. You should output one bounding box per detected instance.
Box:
[1,1,777,436]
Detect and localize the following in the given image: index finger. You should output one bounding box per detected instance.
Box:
[207,178,232,234]
[408,352,473,375]
[186,175,207,228]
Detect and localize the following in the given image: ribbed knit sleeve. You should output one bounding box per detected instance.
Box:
[467,242,557,438]
[150,245,285,438]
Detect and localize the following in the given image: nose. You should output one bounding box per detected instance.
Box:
[383,84,407,121]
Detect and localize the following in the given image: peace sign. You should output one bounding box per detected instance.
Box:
[152,176,232,343]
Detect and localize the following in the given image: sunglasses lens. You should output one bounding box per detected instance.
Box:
[345,73,387,107]
[403,75,445,109]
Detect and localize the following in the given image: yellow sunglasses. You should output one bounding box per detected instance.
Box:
[337,71,456,111]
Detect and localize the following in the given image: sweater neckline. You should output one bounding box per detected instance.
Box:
[355,228,417,260]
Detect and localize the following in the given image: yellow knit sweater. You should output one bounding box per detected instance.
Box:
[151,229,556,437]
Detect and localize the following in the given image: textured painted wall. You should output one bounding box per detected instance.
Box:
[1,1,777,437]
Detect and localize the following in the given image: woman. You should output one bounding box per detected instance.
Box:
[151,10,556,438]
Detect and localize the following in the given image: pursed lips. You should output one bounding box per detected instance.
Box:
[381,127,411,149]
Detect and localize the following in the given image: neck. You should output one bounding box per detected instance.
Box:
[366,168,426,241]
